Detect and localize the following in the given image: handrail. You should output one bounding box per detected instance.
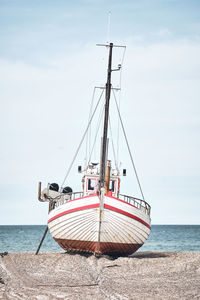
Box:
[49,190,151,216]
[119,193,151,216]
[50,191,83,211]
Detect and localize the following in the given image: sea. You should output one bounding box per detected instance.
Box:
[0,225,199,253]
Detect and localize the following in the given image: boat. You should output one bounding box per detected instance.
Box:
[38,42,151,256]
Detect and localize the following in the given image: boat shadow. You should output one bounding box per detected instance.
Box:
[129,251,170,259]
[63,251,94,258]
[62,251,170,260]
[103,251,170,260]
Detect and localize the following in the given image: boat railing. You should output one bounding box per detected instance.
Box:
[119,194,151,216]
[52,192,84,209]
[51,191,150,216]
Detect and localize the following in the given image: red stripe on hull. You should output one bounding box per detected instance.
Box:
[48,202,150,229]
[48,203,100,223]
[55,238,142,256]
[104,204,151,229]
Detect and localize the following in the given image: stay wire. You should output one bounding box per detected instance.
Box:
[117,46,126,167]
[108,115,118,170]
[88,95,105,163]
[85,87,96,163]
[61,89,104,188]
[106,11,111,43]
[112,89,145,201]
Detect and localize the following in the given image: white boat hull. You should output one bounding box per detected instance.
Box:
[48,194,151,256]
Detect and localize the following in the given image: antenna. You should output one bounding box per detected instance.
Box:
[106,11,111,43]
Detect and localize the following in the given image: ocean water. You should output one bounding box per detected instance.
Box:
[0,225,199,253]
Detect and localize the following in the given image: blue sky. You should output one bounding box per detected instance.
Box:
[0,0,199,224]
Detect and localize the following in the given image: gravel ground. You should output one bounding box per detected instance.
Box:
[0,251,200,299]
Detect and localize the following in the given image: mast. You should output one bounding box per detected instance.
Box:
[99,42,113,191]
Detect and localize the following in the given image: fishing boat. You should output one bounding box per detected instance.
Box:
[38,43,151,256]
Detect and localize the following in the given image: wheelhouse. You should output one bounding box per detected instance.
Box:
[83,174,120,197]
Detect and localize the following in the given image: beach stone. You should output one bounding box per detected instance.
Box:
[0,251,200,299]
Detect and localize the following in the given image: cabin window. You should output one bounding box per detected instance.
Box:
[88,179,95,190]
[110,180,115,192]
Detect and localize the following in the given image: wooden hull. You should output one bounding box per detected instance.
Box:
[54,238,141,256]
[48,194,151,256]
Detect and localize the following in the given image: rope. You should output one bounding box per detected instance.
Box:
[108,115,118,170]
[61,89,104,188]
[85,87,96,163]
[112,89,145,201]
[117,46,126,167]
[88,95,105,163]
[106,11,111,43]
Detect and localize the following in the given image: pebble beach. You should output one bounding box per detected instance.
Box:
[0,251,200,300]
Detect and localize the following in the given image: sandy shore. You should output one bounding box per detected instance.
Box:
[0,251,200,300]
